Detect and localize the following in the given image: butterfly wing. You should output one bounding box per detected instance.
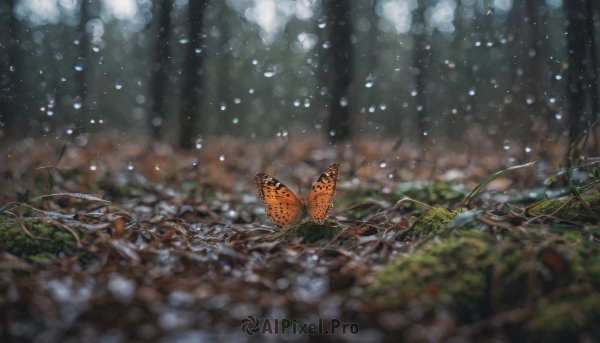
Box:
[306,163,340,223]
[255,173,305,228]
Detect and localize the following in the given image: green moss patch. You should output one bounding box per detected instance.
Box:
[528,193,600,222]
[410,207,458,238]
[528,294,600,334]
[0,217,83,260]
[367,234,513,313]
[273,219,342,244]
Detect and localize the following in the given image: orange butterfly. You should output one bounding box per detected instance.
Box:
[255,163,340,228]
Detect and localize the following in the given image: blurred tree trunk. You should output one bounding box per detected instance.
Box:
[413,39,428,146]
[1,0,24,134]
[76,0,90,115]
[324,0,353,143]
[149,0,172,139]
[564,0,596,146]
[179,0,207,149]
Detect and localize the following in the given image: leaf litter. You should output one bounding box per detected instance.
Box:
[0,133,599,342]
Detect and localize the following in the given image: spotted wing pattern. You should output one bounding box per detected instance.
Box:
[306,163,340,223]
[255,173,305,228]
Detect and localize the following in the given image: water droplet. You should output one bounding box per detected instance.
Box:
[67,129,73,134]
[249,89,254,94]
[389,173,394,179]
[152,117,163,127]
[73,96,82,109]
[469,89,476,96]
[232,118,239,124]
[75,64,84,71]
[452,108,457,114]
[555,74,562,80]
[365,74,374,88]
[195,48,202,54]
[318,17,327,28]
[90,164,97,171]
[195,137,203,149]
[61,77,66,82]
[379,103,387,110]
[220,102,226,111]
[264,71,275,77]
[155,164,160,171]
[219,155,225,161]
[92,46,99,52]
[127,163,134,171]
[379,162,387,168]
[340,97,348,107]
[90,119,95,124]
[330,130,336,136]
[503,145,509,150]
[179,39,189,44]
[252,59,258,65]
[115,80,123,89]
[322,41,331,49]
[486,41,493,47]
[47,111,53,116]
[368,106,375,113]
[293,99,300,107]
[417,105,423,111]
[304,99,310,107]
[73,39,80,45]
[500,38,507,44]
[411,90,418,96]
[555,114,562,120]
[525,147,532,153]
[423,131,428,136]
[525,94,535,105]
[475,41,481,46]
[234,98,241,104]
[549,98,556,103]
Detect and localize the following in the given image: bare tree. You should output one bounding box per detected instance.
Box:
[179,0,207,149]
[324,0,353,142]
[149,0,172,139]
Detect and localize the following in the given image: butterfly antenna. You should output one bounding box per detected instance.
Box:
[293,176,303,198]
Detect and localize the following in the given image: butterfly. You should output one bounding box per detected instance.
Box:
[254,163,340,228]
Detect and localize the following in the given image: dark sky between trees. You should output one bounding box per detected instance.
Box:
[0,0,598,154]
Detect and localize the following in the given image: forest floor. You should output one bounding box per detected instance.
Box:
[1,131,600,343]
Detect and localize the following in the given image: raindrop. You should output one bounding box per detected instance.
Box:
[423,131,428,136]
[179,39,189,44]
[318,17,327,28]
[195,48,202,54]
[322,41,331,49]
[411,90,418,96]
[293,99,300,107]
[152,117,163,127]
[92,46,99,52]
[379,103,387,110]
[368,106,375,113]
[475,41,481,46]
[232,118,239,124]
[195,138,203,149]
[73,96,82,109]
[486,41,493,47]
[500,38,507,44]
[525,95,535,105]
[417,105,423,111]
[219,155,225,161]
[549,98,556,103]
[525,147,532,153]
[365,74,374,88]
[252,59,258,65]
[90,164,97,171]
[73,39,80,45]
[555,74,562,80]
[555,114,562,120]
[127,163,134,171]
[90,119,95,123]
[155,165,160,171]
[249,89,254,94]
[516,68,523,76]
[452,108,457,114]
[67,129,73,134]
[264,71,275,77]
[340,97,348,107]
[503,145,509,150]
[115,80,123,89]
[304,99,310,107]
[40,107,45,111]
[330,130,336,136]
[220,102,226,111]
[75,64,84,71]
[379,162,387,168]
[61,77,66,82]
[468,89,476,96]
[47,111,54,116]
[389,174,393,179]
[234,98,241,104]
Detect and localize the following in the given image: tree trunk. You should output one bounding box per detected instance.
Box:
[565,0,595,146]
[76,0,90,116]
[179,0,207,149]
[413,39,428,146]
[324,0,353,143]
[150,0,172,139]
[1,0,24,134]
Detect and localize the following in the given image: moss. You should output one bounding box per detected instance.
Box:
[0,218,83,260]
[528,194,600,222]
[528,294,600,333]
[367,234,508,311]
[410,207,458,238]
[273,219,342,244]
[396,181,467,206]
